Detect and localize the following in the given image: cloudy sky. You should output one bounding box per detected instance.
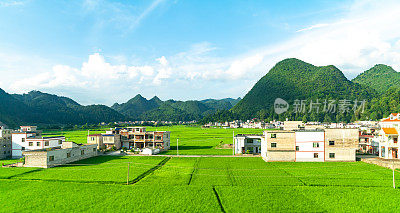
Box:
[1,0,400,105]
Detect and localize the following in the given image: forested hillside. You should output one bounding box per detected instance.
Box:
[0,90,125,128]
[230,58,376,122]
[352,64,400,94]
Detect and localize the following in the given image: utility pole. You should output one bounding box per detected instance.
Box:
[232,131,234,155]
[127,162,130,185]
[393,160,396,189]
[177,138,179,156]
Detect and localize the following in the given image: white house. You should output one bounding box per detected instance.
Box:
[233,134,263,154]
[376,113,400,159]
[12,126,65,158]
[295,130,325,162]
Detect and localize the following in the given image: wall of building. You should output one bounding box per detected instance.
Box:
[87,135,104,149]
[295,131,325,162]
[265,131,295,161]
[0,129,12,159]
[103,135,121,149]
[324,128,358,162]
[24,144,98,168]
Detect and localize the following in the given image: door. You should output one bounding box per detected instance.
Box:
[393,148,398,159]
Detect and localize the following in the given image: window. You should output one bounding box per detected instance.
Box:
[246,139,253,143]
[29,142,33,146]
[329,153,335,158]
[271,143,277,148]
[156,136,162,141]
[36,142,41,146]
[93,148,96,152]
[329,141,335,146]
[313,142,319,148]
[91,137,95,141]
[58,140,62,145]
[49,156,54,161]
[271,134,277,138]
[45,141,49,146]
[21,147,25,150]
[314,153,319,158]
[81,150,85,155]
[22,138,25,142]
[296,146,299,151]
[67,153,71,158]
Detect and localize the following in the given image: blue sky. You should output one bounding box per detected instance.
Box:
[1,0,400,105]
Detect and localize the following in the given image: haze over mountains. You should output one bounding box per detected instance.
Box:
[1,58,400,127]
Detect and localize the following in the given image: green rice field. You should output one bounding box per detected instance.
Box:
[43,125,266,155]
[1,156,400,212]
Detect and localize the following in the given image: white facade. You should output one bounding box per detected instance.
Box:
[234,134,262,154]
[12,133,65,158]
[295,131,325,162]
[376,113,400,159]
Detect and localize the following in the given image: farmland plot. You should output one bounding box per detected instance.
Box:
[0,180,221,213]
[13,156,167,184]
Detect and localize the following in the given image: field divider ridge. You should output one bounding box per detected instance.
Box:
[130,157,171,185]
[212,186,226,213]
[187,158,200,185]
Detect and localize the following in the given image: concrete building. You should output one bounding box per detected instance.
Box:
[119,127,170,151]
[23,142,97,168]
[295,130,325,162]
[11,126,65,158]
[262,130,296,161]
[324,128,358,162]
[261,128,358,162]
[233,134,262,154]
[375,113,400,159]
[0,127,12,159]
[88,127,171,152]
[282,121,304,131]
[87,133,121,150]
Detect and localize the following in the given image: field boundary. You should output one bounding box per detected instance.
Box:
[131,157,171,185]
[187,158,200,185]
[212,187,226,213]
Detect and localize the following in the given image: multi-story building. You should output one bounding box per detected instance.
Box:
[12,126,65,158]
[233,134,262,154]
[376,113,400,159]
[23,142,97,168]
[0,127,12,159]
[88,127,170,151]
[87,133,121,150]
[261,128,358,162]
[119,127,170,150]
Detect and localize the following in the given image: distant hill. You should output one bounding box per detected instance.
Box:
[231,58,376,120]
[1,90,125,128]
[352,64,400,94]
[111,94,161,119]
[112,96,241,121]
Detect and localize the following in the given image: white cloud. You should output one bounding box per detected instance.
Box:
[0,0,26,7]
[5,0,400,104]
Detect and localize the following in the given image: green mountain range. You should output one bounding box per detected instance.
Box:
[2,58,400,126]
[352,64,400,94]
[232,58,376,119]
[0,90,126,128]
[112,96,241,121]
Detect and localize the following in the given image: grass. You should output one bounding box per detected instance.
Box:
[5,126,400,212]
[1,155,400,212]
[43,125,267,155]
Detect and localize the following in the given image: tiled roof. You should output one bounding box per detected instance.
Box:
[381,113,400,122]
[382,128,398,135]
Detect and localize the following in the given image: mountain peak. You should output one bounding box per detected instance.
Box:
[352,64,399,93]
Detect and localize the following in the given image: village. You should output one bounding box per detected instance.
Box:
[1,113,400,169]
